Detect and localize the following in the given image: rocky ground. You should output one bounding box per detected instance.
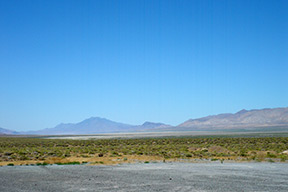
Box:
[0,162,288,191]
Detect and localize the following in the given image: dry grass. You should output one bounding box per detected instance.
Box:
[1,136,288,166]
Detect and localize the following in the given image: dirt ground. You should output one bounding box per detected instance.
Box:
[1,162,288,192]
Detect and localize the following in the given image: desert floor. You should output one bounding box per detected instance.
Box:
[1,162,288,192]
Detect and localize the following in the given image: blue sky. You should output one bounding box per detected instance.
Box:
[0,0,287,131]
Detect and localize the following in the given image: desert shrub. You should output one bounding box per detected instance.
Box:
[36,162,49,166]
[280,155,287,162]
[144,161,149,163]
[56,161,80,165]
[266,152,277,158]
[267,159,275,163]
[0,136,288,163]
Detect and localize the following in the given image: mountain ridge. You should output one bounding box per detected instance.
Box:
[23,117,171,135]
[2,107,288,135]
[0,127,18,135]
[177,107,288,130]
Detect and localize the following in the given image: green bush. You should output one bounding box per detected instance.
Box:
[144,161,149,163]
[56,161,80,165]
[0,136,288,163]
[266,152,277,158]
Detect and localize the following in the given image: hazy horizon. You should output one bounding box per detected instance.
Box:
[3,106,288,132]
[1,0,287,131]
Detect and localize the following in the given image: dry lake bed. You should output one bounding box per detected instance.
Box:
[1,162,288,192]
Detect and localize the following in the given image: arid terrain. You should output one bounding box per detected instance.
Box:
[1,162,288,192]
[1,132,288,166]
[0,132,288,191]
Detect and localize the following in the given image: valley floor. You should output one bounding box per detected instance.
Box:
[1,134,288,166]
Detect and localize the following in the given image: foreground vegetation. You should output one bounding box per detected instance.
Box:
[0,136,288,166]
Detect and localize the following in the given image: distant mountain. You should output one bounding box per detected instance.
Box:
[136,122,171,130]
[0,127,18,135]
[176,107,288,131]
[25,117,171,135]
[5,107,288,135]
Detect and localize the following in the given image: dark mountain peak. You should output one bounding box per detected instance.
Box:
[142,121,161,126]
[236,109,248,114]
[140,122,171,130]
[80,117,110,123]
[89,116,99,119]
[84,117,108,121]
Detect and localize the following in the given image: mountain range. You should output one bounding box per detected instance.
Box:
[1,107,288,135]
[174,107,288,131]
[22,118,170,135]
[0,127,18,135]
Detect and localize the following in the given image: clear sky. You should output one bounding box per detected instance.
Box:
[0,0,287,131]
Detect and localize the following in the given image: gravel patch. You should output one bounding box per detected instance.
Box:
[1,163,288,191]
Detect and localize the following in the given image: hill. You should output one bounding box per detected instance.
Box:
[25,117,170,135]
[0,127,18,135]
[176,107,288,131]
